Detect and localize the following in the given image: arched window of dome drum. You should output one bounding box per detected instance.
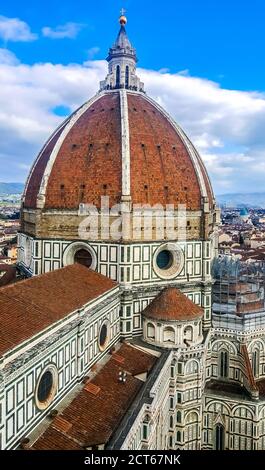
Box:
[177,411,181,423]
[37,371,53,403]
[215,424,225,450]
[163,327,175,343]
[125,65,129,88]
[74,249,92,268]
[116,65,120,88]
[156,250,173,270]
[220,351,229,378]
[147,323,155,340]
[184,326,193,342]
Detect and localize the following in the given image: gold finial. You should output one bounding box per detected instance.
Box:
[119,8,127,25]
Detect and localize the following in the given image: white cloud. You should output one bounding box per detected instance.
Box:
[42,23,83,39]
[0,58,105,181]
[158,67,170,74]
[139,69,265,193]
[0,48,19,65]
[0,56,265,195]
[0,15,37,42]
[87,47,100,59]
[17,163,31,170]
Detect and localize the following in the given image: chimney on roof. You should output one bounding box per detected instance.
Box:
[118,370,127,383]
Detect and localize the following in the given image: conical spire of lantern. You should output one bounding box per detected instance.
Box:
[100,11,144,92]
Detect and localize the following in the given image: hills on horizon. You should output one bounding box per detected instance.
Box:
[0,182,24,195]
[217,192,265,208]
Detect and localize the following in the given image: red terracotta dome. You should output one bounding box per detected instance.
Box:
[23,90,214,211]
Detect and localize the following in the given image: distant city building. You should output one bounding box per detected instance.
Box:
[0,217,19,266]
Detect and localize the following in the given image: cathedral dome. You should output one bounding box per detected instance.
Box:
[23,90,213,211]
[23,15,214,213]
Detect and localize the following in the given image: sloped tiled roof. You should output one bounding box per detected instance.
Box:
[0,264,117,356]
[31,343,157,449]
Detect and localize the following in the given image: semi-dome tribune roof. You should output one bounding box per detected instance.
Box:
[143,287,204,322]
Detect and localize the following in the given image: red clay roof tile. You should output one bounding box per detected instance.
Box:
[53,416,73,433]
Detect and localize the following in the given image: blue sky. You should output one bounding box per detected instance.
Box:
[0,0,265,194]
[1,0,265,90]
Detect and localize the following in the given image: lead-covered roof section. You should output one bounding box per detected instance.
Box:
[106,19,137,62]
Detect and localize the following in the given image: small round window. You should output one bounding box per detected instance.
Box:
[98,321,109,351]
[156,250,173,270]
[35,366,58,410]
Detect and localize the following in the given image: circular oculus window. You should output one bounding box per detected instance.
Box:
[98,321,110,351]
[153,243,184,279]
[156,250,174,270]
[35,365,58,411]
[63,242,97,270]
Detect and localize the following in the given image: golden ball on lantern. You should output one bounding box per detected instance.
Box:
[119,15,127,25]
